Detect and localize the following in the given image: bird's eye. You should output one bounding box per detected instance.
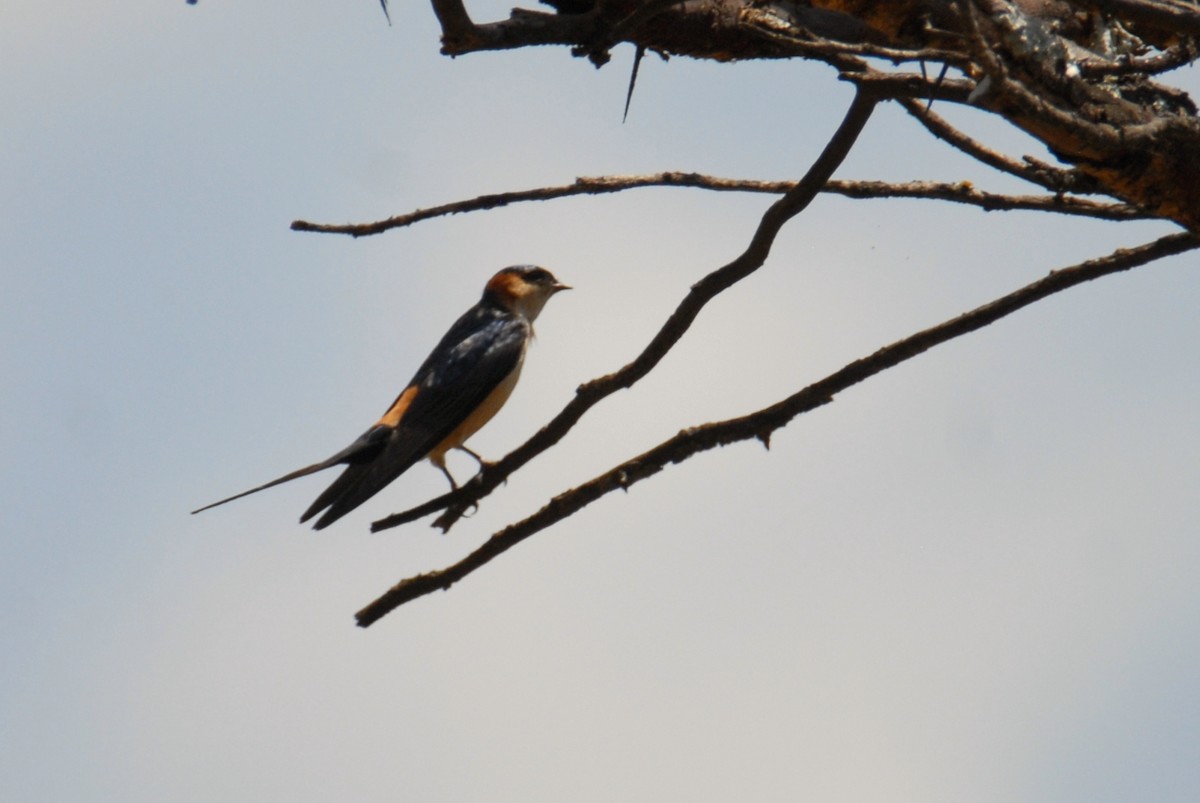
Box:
[525,267,553,284]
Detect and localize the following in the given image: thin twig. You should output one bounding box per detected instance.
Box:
[827,179,1144,218]
[743,14,967,67]
[291,174,1141,237]
[839,70,977,103]
[1079,40,1198,77]
[897,97,1099,194]
[356,230,1199,625]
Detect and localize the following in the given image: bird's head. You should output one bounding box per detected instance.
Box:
[484,265,571,321]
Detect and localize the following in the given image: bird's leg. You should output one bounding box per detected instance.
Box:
[435,460,479,516]
[449,447,487,517]
[437,463,459,491]
[458,445,505,486]
[456,445,492,477]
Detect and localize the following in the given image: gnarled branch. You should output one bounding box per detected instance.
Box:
[411,0,1200,231]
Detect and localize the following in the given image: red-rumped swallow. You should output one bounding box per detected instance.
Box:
[192,265,570,529]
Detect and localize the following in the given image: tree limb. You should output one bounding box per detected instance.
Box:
[371,85,883,534]
[356,229,1199,626]
[1073,0,1200,39]
[291,174,1144,237]
[414,0,1200,231]
[897,97,1103,194]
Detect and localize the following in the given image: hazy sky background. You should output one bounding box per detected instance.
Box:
[3,2,1198,801]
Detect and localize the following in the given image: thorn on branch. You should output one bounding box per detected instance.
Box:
[622,44,645,123]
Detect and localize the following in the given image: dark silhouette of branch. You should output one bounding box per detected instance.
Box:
[740,15,966,66]
[429,0,475,42]
[291,175,1143,237]
[280,1,1200,623]
[838,71,977,104]
[356,230,1198,626]
[897,98,1103,195]
[371,85,883,534]
[408,0,1200,232]
[826,179,1141,218]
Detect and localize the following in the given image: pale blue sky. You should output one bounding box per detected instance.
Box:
[3,3,1199,801]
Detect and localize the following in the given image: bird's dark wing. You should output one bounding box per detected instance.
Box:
[300,307,530,529]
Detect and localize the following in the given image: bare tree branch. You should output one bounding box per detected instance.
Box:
[291,174,1144,237]
[356,229,1199,626]
[741,13,966,67]
[371,85,883,534]
[827,179,1143,218]
[409,0,1200,232]
[1079,39,1198,77]
[897,97,1103,194]
[838,70,978,104]
[430,0,480,43]
[281,1,1200,624]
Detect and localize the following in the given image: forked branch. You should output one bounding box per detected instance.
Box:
[410,0,1200,231]
[355,230,1198,626]
[289,1,1200,626]
[371,86,882,534]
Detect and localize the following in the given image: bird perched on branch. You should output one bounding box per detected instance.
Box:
[193,265,570,529]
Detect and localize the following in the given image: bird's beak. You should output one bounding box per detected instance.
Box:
[552,282,572,293]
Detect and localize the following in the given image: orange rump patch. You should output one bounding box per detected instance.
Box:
[376,385,419,428]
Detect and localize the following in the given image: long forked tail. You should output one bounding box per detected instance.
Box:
[300,457,410,530]
[190,457,340,515]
